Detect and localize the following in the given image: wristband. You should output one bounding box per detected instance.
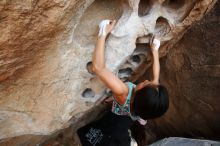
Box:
[153,38,160,50]
[98,20,110,37]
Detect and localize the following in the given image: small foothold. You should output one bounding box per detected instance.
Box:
[118,68,133,78]
[162,0,185,9]
[105,89,113,97]
[86,62,95,74]
[131,55,141,63]
[155,17,171,37]
[82,88,95,98]
[138,0,152,17]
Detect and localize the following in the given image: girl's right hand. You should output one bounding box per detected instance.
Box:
[135,80,150,91]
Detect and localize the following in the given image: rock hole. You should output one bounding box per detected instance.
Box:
[105,89,113,97]
[162,0,197,23]
[133,43,149,56]
[118,68,133,79]
[138,0,152,17]
[82,88,95,98]
[162,0,185,9]
[121,77,129,82]
[136,34,153,44]
[154,17,171,37]
[86,61,94,74]
[131,55,141,63]
[74,0,123,44]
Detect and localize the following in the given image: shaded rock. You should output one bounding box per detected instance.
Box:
[140,0,220,141]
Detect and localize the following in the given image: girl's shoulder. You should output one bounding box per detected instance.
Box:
[125,81,136,88]
[113,81,134,107]
[111,81,136,115]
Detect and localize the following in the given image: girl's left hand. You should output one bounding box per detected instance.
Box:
[150,36,160,52]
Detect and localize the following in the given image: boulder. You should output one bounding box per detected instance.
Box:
[0,0,217,142]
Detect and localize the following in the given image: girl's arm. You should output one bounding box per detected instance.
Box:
[151,50,160,85]
[92,20,128,105]
[134,38,161,91]
[150,37,160,85]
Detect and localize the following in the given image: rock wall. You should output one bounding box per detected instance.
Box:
[0,0,96,140]
[0,0,95,81]
[142,0,220,140]
[0,0,217,143]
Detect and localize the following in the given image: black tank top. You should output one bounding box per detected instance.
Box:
[77,111,133,146]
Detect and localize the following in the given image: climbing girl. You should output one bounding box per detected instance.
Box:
[92,20,169,146]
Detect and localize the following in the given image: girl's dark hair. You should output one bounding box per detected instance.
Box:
[133,85,169,120]
[130,85,169,146]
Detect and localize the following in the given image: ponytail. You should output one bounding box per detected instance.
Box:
[130,121,147,146]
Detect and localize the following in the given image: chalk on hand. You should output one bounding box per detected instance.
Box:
[98,20,110,37]
[153,38,161,50]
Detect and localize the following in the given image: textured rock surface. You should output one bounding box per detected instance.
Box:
[140,0,220,141]
[0,0,217,142]
[150,137,220,146]
[0,0,95,81]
